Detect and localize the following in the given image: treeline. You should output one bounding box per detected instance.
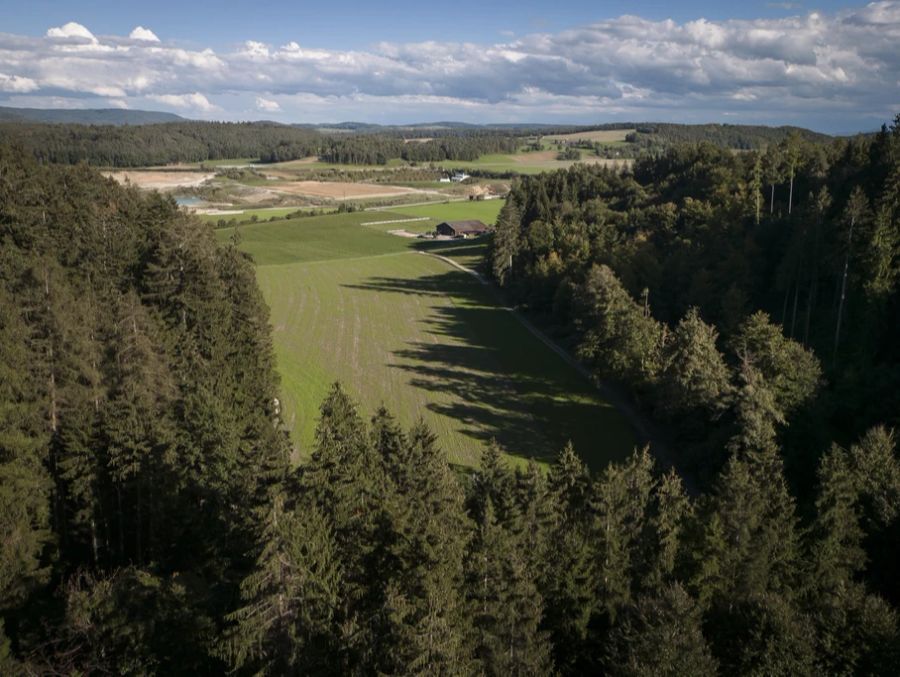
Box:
[626,122,833,151]
[0,119,519,167]
[0,121,321,166]
[312,132,519,165]
[490,119,900,531]
[222,385,900,675]
[0,147,290,671]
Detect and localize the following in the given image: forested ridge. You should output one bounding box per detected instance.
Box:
[0,118,837,168]
[2,115,900,675]
[0,121,519,167]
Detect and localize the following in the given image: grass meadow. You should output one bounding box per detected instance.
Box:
[217,205,636,470]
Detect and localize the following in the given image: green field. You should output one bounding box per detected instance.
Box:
[435,153,632,174]
[392,200,504,224]
[359,200,506,238]
[218,206,636,470]
[196,207,322,224]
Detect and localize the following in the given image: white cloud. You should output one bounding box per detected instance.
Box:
[0,72,38,93]
[46,22,97,43]
[255,96,281,112]
[129,26,160,42]
[150,92,217,112]
[0,5,896,130]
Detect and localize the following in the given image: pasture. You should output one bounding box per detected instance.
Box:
[195,207,315,223]
[360,200,506,235]
[436,153,632,174]
[542,128,635,144]
[217,205,637,470]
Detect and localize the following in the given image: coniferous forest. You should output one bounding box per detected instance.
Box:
[1,116,900,675]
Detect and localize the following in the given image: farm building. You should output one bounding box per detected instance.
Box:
[436,220,490,238]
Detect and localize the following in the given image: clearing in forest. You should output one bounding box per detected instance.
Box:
[542,128,635,143]
[217,206,636,469]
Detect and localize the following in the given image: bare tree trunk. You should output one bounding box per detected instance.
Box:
[770,184,775,214]
[756,187,760,225]
[790,276,801,338]
[833,214,856,363]
[788,170,794,215]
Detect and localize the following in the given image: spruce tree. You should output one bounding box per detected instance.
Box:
[378,419,472,674]
[223,495,341,675]
[465,499,552,676]
[659,307,732,417]
[605,584,717,677]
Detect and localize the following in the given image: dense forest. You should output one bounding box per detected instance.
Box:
[625,123,833,151]
[0,120,518,167]
[0,121,323,167]
[2,115,900,674]
[311,133,520,166]
[489,119,899,471]
[0,118,840,168]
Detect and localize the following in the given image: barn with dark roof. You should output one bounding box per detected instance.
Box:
[435,220,489,238]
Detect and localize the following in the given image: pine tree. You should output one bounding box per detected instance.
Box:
[514,461,553,578]
[640,469,691,591]
[808,445,866,593]
[378,419,472,674]
[541,443,597,674]
[491,200,522,285]
[465,499,553,676]
[299,383,389,669]
[0,289,53,610]
[659,307,731,417]
[468,441,519,528]
[223,494,341,675]
[730,311,821,416]
[727,361,784,457]
[591,448,655,623]
[605,584,717,677]
[834,187,868,363]
[707,591,815,676]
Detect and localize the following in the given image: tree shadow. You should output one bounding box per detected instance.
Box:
[344,268,637,469]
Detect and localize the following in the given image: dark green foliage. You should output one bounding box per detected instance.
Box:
[487,118,900,484]
[0,119,518,167]
[3,117,899,674]
[606,584,717,677]
[0,121,321,166]
[466,499,552,676]
[223,496,340,675]
[0,146,289,669]
[659,307,732,416]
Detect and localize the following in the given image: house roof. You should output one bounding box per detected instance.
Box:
[439,220,488,233]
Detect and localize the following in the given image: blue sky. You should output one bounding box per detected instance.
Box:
[1,1,857,49]
[0,1,897,131]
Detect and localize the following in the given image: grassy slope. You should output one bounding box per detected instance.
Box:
[392,200,504,224]
[217,206,636,470]
[196,207,322,224]
[361,200,506,237]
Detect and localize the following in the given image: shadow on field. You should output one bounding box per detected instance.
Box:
[343,268,635,469]
[412,238,488,265]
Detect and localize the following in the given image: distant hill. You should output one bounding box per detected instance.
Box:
[0,106,185,125]
[291,120,835,146]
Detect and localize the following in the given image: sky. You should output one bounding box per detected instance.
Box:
[0,1,897,132]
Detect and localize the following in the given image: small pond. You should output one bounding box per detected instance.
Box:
[175,195,203,207]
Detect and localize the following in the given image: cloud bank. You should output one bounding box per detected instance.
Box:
[1,3,898,131]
